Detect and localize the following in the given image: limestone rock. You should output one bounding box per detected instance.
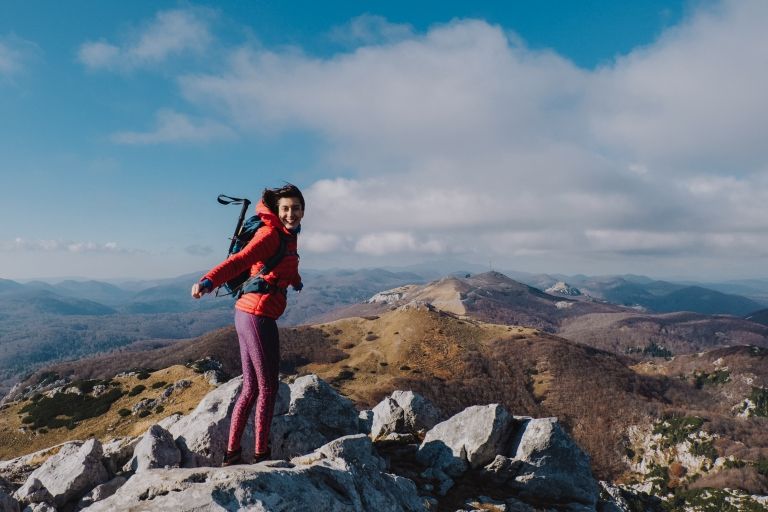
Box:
[358,409,374,434]
[168,376,253,467]
[0,443,78,488]
[418,404,514,473]
[484,417,599,508]
[370,391,440,441]
[76,476,126,510]
[169,376,290,467]
[21,502,55,512]
[87,434,427,512]
[124,425,181,473]
[270,375,359,460]
[14,439,108,507]
[101,437,139,476]
[598,481,632,512]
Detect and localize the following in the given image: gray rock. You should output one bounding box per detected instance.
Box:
[370,391,440,441]
[273,381,291,416]
[21,502,55,512]
[168,376,254,467]
[14,439,108,507]
[0,489,19,512]
[101,437,139,476]
[87,434,428,512]
[270,375,359,460]
[168,376,290,467]
[76,476,126,510]
[14,479,52,506]
[418,404,515,472]
[358,409,374,434]
[484,417,599,508]
[156,412,184,431]
[124,425,181,473]
[0,443,78,488]
[598,481,632,512]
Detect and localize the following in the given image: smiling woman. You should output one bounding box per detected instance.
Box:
[190,183,305,466]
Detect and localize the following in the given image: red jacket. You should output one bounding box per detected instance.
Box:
[202,200,301,319]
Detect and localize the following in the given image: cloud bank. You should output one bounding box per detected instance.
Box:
[86,0,768,277]
[3,238,131,254]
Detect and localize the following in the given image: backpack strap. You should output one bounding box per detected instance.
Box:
[236,230,290,298]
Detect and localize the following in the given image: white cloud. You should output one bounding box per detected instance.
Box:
[301,232,344,253]
[354,232,444,255]
[78,8,213,71]
[4,238,130,254]
[153,0,768,275]
[111,109,234,144]
[330,14,414,46]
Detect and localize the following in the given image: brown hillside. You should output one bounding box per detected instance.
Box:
[559,311,768,355]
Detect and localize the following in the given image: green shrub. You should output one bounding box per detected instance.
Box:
[128,385,146,397]
[749,387,768,417]
[643,342,672,358]
[138,410,151,418]
[693,369,731,389]
[151,381,167,389]
[118,408,132,417]
[756,458,768,476]
[653,416,705,446]
[18,388,124,430]
[155,405,164,414]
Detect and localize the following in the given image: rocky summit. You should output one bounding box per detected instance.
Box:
[0,374,616,512]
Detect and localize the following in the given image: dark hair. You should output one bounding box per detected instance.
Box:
[262,183,305,214]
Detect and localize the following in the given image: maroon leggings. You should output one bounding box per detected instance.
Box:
[227,310,280,455]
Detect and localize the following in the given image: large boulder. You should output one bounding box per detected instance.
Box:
[370,391,441,441]
[168,377,290,467]
[86,434,428,512]
[482,417,599,508]
[125,425,181,473]
[417,404,515,473]
[101,436,139,476]
[0,443,76,489]
[14,439,108,508]
[76,476,126,510]
[270,375,359,460]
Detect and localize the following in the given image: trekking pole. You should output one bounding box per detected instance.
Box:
[217,194,251,255]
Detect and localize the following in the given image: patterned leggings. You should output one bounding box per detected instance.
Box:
[227,310,280,455]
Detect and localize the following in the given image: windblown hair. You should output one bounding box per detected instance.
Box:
[262,183,305,214]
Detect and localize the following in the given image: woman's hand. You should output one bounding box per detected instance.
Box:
[191,283,205,299]
[191,279,213,299]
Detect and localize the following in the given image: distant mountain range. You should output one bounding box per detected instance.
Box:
[1,268,766,395]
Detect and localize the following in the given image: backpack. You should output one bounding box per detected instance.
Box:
[216,195,288,298]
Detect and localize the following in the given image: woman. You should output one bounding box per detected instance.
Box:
[191,184,304,465]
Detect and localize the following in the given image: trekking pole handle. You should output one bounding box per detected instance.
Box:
[218,194,251,254]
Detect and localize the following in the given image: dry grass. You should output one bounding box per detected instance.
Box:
[0,365,213,460]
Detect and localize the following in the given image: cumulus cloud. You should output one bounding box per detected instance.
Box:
[111,109,234,144]
[3,238,130,254]
[164,0,768,274]
[78,8,213,71]
[330,14,414,46]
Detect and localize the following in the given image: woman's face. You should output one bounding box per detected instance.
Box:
[277,197,304,229]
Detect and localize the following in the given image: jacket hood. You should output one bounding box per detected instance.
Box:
[255,199,295,235]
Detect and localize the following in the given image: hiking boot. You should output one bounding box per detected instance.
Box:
[253,451,271,463]
[222,448,242,467]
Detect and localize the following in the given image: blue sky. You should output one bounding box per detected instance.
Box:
[2,0,767,281]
